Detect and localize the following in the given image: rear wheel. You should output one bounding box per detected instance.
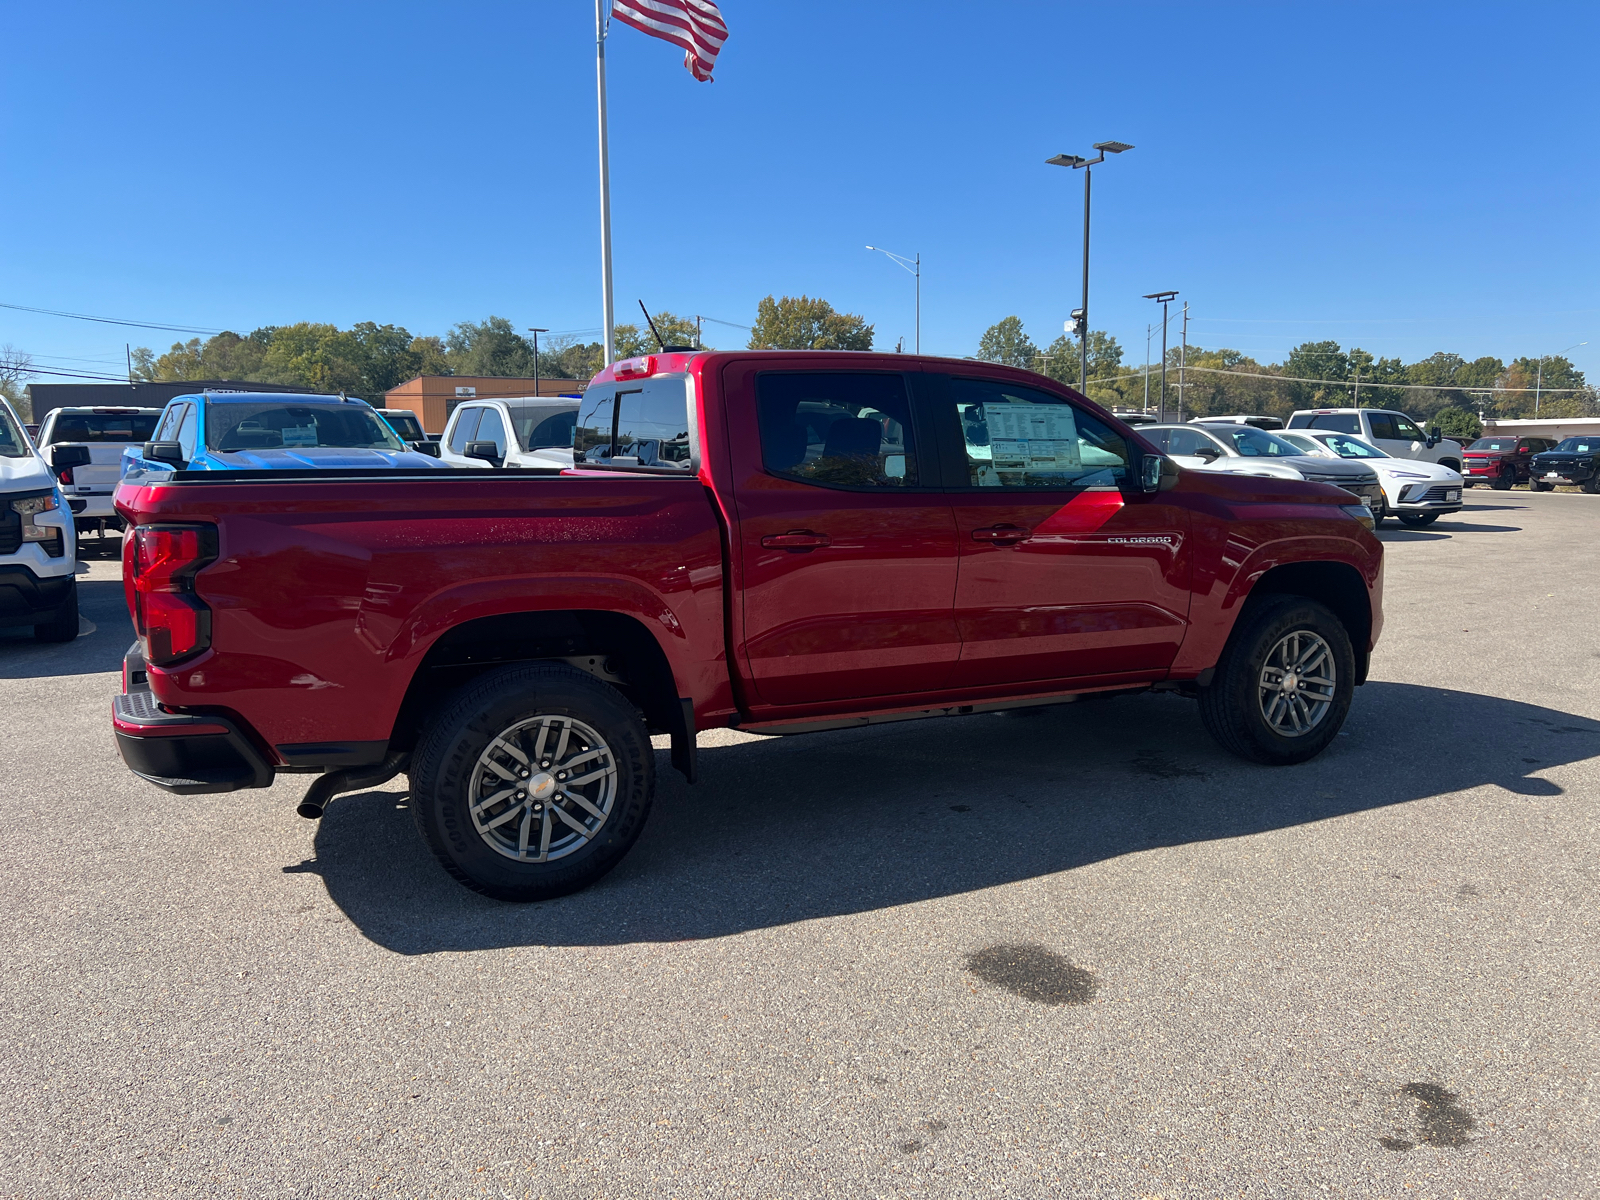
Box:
[1199,596,1354,766]
[32,581,79,644]
[409,663,655,901]
[1583,473,1600,495]
[1490,468,1514,490]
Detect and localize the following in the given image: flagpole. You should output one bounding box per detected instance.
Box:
[595,0,616,365]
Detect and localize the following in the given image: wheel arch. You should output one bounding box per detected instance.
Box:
[388,608,692,772]
[1244,560,1373,684]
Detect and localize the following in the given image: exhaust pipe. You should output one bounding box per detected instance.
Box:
[296,751,410,820]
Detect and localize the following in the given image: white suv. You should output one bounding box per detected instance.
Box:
[0,398,79,642]
[1286,407,1466,473]
[35,405,163,537]
[438,398,580,470]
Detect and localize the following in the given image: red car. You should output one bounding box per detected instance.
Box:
[1462,435,1558,489]
[111,350,1384,900]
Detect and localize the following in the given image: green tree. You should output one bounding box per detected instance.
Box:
[1429,406,1482,440]
[748,296,873,351]
[445,316,536,377]
[976,316,1036,368]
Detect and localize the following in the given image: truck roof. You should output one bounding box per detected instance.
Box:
[170,391,375,406]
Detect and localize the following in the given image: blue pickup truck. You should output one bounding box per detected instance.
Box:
[120,392,445,474]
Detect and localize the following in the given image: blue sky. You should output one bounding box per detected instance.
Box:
[2,1,1596,382]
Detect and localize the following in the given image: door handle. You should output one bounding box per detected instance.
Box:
[761,531,831,551]
[971,525,1032,544]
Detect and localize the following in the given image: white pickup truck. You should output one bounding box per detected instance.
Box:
[34,406,164,537]
[1286,408,1466,474]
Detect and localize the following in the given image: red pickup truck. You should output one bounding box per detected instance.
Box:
[112,351,1383,901]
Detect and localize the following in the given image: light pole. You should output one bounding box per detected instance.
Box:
[1536,341,1587,415]
[528,328,549,395]
[1047,141,1133,390]
[1143,291,1177,422]
[866,246,920,353]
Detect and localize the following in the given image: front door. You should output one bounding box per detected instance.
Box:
[933,375,1192,688]
[728,366,960,709]
[1366,411,1428,460]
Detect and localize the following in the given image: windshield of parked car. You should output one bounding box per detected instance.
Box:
[46,412,162,444]
[1468,437,1518,451]
[505,402,580,452]
[1318,433,1390,459]
[1551,438,1599,453]
[0,403,30,458]
[206,403,407,452]
[1217,426,1304,458]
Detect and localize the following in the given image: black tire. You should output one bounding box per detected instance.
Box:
[1397,511,1440,528]
[409,663,655,901]
[1530,478,1552,493]
[1583,474,1600,495]
[1490,469,1514,491]
[1199,595,1355,766]
[33,581,79,644]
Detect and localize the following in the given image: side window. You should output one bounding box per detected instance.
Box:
[174,404,198,460]
[949,378,1128,488]
[1309,413,1361,434]
[1391,414,1423,441]
[475,408,507,456]
[757,372,916,487]
[574,392,616,463]
[521,410,577,451]
[1162,428,1206,456]
[1367,413,1399,440]
[615,387,692,467]
[447,406,483,454]
[153,405,182,442]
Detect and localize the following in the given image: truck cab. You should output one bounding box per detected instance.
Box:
[34,405,163,537]
[1287,408,1465,473]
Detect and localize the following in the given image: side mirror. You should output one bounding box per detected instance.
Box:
[464,441,503,468]
[413,440,442,458]
[1193,446,1222,462]
[143,441,187,468]
[50,445,91,471]
[1425,431,1440,448]
[1140,454,1165,493]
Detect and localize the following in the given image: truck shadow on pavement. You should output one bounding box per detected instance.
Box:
[0,579,131,679]
[306,681,1600,954]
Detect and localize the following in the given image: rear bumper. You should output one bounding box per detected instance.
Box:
[112,644,274,795]
[0,565,73,626]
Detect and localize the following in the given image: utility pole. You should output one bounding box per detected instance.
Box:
[1179,301,1188,421]
[1144,323,1152,413]
[1143,292,1177,422]
[1352,368,1360,407]
[528,328,549,395]
[1047,141,1133,391]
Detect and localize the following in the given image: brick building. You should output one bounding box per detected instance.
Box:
[382,376,588,435]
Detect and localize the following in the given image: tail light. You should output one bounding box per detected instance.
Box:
[127,524,218,666]
[56,465,75,486]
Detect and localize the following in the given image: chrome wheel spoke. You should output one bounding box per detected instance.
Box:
[538,807,553,859]
[565,765,614,788]
[562,790,606,821]
[553,805,593,838]
[484,801,526,831]
[492,736,530,766]
[471,786,517,815]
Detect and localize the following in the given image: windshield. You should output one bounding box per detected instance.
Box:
[382,412,425,441]
[0,402,30,458]
[1319,433,1389,459]
[1468,438,1518,451]
[46,412,161,444]
[1218,426,1304,458]
[505,402,580,452]
[206,403,407,452]
[1552,438,1599,453]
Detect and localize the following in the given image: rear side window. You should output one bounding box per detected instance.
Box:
[575,377,692,469]
[1366,413,1399,440]
[175,405,199,459]
[757,372,916,487]
[448,407,483,453]
[948,378,1127,488]
[47,413,161,444]
[1305,413,1361,434]
[384,413,424,440]
[153,405,184,442]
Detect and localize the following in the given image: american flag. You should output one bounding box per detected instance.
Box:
[611,0,729,82]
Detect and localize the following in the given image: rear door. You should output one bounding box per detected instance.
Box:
[725,364,961,709]
[929,374,1193,688]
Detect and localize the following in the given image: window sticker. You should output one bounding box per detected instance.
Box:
[982,403,1080,472]
[281,425,318,447]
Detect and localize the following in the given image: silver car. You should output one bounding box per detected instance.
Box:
[1142,423,1384,509]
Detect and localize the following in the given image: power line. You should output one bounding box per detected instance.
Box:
[0,300,224,335]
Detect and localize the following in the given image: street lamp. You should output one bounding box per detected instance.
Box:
[1536,340,1587,415]
[866,246,920,353]
[1142,291,1178,422]
[1047,140,1133,390]
[528,328,549,395]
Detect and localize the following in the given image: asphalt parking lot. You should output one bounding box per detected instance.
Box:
[2,494,1597,1199]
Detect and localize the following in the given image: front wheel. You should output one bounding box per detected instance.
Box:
[33,581,79,643]
[1583,474,1600,495]
[1397,511,1440,528]
[1199,596,1355,765]
[1530,478,1553,492]
[1490,469,1514,491]
[409,663,656,901]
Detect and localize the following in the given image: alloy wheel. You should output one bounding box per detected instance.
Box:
[1257,630,1338,737]
[468,714,618,862]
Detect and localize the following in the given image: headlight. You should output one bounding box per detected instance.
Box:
[1391,471,1430,479]
[1339,504,1375,530]
[10,492,60,542]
